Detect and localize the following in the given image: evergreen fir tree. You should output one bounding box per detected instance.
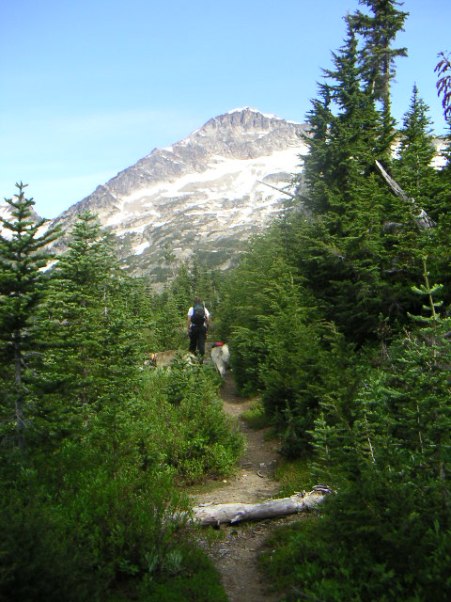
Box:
[289,4,445,343]
[350,0,408,146]
[301,261,450,601]
[387,86,451,315]
[301,20,385,214]
[0,183,60,447]
[300,83,336,215]
[219,228,294,393]
[292,18,395,342]
[33,212,147,443]
[394,85,440,214]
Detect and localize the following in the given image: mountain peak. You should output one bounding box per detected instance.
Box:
[198,107,287,132]
[226,106,282,120]
[180,108,306,161]
[51,109,308,284]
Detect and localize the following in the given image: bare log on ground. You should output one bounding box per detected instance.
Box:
[192,486,332,526]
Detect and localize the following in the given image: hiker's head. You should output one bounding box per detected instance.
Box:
[193,296,202,305]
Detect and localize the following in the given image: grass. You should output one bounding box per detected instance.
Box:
[273,457,313,498]
[240,398,272,430]
[141,544,228,602]
[258,516,320,601]
[255,457,319,601]
[109,542,228,602]
[185,472,238,496]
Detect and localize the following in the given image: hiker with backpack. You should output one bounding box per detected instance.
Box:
[187,297,210,357]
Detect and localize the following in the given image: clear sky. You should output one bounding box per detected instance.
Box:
[1,0,449,218]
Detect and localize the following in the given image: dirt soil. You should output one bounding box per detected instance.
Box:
[190,372,296,602]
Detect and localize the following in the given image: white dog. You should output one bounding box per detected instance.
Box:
[210,343,230,378]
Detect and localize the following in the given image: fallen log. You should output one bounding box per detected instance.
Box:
[191,485,333,526]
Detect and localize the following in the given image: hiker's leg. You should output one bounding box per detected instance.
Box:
[197,326,207,356]
[188,327,197,354]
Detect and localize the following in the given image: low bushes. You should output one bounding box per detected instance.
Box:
[140,361,244,483]
[0,363,241,601]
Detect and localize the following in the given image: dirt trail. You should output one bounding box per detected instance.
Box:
[190,372,288,602]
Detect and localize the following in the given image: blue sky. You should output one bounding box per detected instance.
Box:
[1,0,449,218]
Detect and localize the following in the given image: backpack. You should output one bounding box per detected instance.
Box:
[191,303,206,326]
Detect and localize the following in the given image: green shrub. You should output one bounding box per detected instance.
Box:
[141,364,244,483]
[0,397,190,601]
[0,467,101,602]
[262,311,451,602]
[241,398,271,430]
[262,480,451,602]
[0,464,226,602]
[138,543,228,602]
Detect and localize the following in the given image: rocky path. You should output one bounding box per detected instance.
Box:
[190,373,286,602]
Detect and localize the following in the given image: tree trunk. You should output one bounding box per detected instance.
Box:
[14,334,25,448]
[191,486,332,526]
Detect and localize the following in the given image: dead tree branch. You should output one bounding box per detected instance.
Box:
[375,160,435,229]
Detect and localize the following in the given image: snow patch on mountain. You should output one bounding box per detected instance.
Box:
[42,108,309,282]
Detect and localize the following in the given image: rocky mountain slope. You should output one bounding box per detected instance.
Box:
[2,108,446,285]
[50,108,308,282]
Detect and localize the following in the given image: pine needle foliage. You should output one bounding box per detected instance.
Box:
[0,208,235,601]
[215,2,450,598]
[29,212,147,446]
[0,183,61,448]
[264,265,450,601]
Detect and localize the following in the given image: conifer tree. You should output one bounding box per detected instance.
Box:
[306,261,450,601]
[388,86,451,313]
[324,21,385,194]
[350,0,408,145]
[34,212,147,442]
[0,183,60,447]
[301,20,384,214]
[219,229,294,393]
[380,86,436,287]
[290,4,442,342]
[394,85,439,212]
[300,83,335,215]
[293,17,394,341]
